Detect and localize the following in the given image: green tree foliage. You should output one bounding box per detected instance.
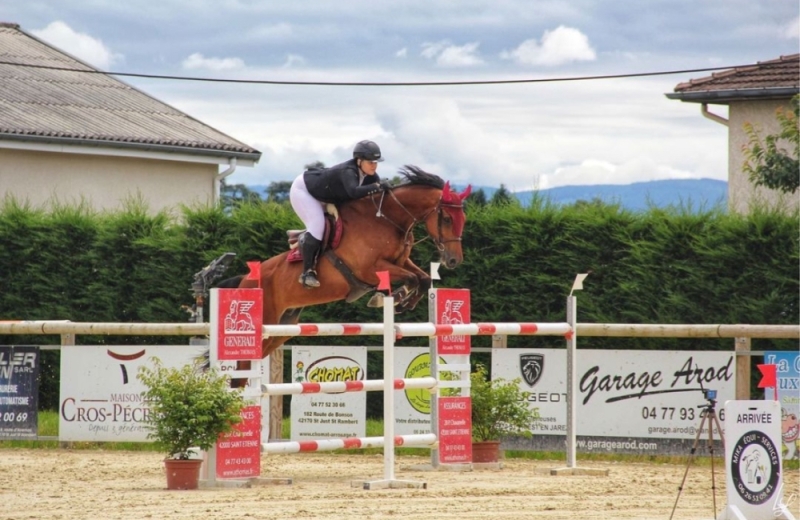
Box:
[266,181,293,203]
[742,95,800,194]
[490,184,515,206]
[220,179,263,209]
[0,198,796,411]
[467,188,487,207]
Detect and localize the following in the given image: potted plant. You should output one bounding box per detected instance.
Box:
[138,357,245,490]
[470,363,540,463]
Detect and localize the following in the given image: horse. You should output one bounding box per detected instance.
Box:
[218,165,471,367]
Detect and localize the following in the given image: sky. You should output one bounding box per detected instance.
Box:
[5,1,799,191]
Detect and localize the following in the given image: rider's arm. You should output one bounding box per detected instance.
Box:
[342,172,383,199]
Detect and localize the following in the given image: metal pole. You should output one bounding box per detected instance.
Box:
[383,295,395,481]
[566,295,577,468]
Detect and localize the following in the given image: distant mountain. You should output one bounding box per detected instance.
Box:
[465,178,728,212]
[246,178,728,212]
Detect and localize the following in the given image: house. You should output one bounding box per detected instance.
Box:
[666,54,799,214]
[0,22,261,215]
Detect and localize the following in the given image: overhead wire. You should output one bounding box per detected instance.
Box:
[0,59,753,87]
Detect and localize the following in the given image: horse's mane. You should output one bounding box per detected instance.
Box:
[396,165,445,190]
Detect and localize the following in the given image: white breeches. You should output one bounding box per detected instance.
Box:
[290,174,325,241]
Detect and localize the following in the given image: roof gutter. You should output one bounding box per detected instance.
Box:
[0,133,261,166]
[215,158,237,204]
[665,87,799,104]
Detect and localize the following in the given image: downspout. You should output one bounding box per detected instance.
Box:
[701,103,728,127]
[215,157,237,205]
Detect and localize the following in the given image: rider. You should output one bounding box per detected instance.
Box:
[289,140,391,288]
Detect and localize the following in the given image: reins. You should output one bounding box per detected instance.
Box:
[372,188,463,254]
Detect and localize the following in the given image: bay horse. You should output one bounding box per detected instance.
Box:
[219,165,471,364]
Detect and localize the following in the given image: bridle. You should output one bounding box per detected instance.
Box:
[372,188,464,253]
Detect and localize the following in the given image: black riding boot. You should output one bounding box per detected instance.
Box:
[298,234,322,288]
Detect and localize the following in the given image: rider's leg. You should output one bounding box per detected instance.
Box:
[289,175,325,288]
[298,234,322,288]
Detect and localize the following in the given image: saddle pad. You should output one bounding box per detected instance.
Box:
[286,215,343,263]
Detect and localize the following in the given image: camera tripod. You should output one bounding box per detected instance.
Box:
[669,393,726,520]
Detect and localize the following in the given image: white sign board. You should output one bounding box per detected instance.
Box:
[59,345,203,442]
[493,349,735,440]
[719,400,795,520]
[289,346,367,441]
[394,347,463,436]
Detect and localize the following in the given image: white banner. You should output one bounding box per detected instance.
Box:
[394,347,463,436]
[59,345,204,442]
[289,346,367,441]
[492,349,735,439]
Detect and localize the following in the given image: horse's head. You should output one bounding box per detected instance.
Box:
[426,181,472,269]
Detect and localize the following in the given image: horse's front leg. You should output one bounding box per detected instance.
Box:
[395,258,431,313]
[367,260,421,311]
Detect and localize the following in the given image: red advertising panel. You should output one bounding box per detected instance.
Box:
[216,289,263,360]
[435,288,470,355]
[216,405,261,479]
[438,396,472,464]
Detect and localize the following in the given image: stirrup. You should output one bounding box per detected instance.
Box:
[298,270,320,288]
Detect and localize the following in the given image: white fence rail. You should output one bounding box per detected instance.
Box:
[0,321,796,338]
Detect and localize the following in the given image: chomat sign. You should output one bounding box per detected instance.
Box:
[216,288,263,360]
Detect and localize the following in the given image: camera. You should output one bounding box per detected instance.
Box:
[702,389,717,400]
[191,252,236,296]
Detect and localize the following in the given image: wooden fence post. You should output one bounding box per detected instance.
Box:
[735,336,751,400]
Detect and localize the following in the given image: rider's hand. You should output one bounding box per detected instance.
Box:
[379,179,392,190]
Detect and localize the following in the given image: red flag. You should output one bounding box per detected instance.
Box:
[376,271,391,292]
[757,364,777,389]
[247,261,261,280]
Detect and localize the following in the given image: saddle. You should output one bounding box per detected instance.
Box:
[286,204,343,263]
[285,204,375,303]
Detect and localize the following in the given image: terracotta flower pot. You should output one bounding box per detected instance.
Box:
[471,440,501,463]
[164,458,203,490]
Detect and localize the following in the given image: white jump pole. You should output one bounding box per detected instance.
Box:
[363,295,427,490]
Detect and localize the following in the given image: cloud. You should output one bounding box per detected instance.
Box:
[784,16,800,39]
[248,22,294,41]
[282,54,306,68]
[501,25,596,66]
[182,53,245,71]
[395,47,408,58]
[421,40,483,67]
[544,157,694,189]
[31,21,123,70]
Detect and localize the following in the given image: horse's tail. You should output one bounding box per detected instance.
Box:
[216,275,245,288]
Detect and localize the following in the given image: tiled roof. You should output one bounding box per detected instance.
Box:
[0,23,261,159]
[668,54,799,103]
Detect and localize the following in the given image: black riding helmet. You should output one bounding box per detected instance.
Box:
[353,140,385,162]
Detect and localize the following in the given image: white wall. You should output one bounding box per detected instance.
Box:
[728,99,800,214]
[0,148,217,217]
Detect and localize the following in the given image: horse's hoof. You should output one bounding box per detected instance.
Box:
[367,292,384,308]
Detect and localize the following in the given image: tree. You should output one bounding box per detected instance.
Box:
[742,95,799,194]
[467,188,487,207]
[266,181,292,203]
[489,184,515,206]
[220,179,263,209]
